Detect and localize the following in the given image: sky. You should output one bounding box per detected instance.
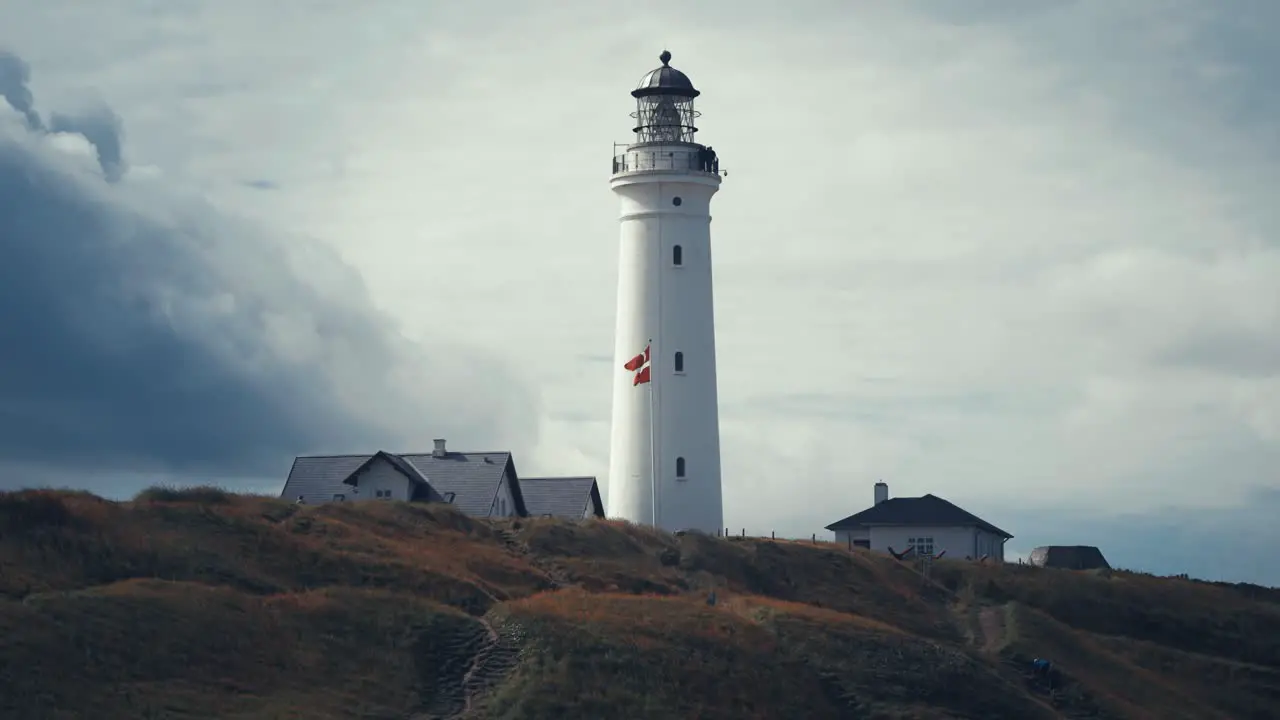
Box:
[1,0,1277,585]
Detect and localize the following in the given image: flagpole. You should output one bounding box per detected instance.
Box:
[648,336,657,528]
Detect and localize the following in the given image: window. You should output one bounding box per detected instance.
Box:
[672,244,683,266]
[500,497,507,516]
[908,536,935,557]
[672,196,682,206]
[442,492,457,503]
[673,351,684,373]
[375,489,392,500]
[332,494,346,502]
[675,456,686,479]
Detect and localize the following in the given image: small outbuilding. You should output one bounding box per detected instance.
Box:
[1028,545,1111,570]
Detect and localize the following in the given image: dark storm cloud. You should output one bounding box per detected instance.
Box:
[0,50,42,130]
[0,51,535,488]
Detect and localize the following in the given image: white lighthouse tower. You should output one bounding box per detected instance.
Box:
[606,50,724,535]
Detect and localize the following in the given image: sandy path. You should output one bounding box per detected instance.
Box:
[978,605,1006,655]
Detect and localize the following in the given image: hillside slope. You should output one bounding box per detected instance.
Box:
[1,489,1277,719]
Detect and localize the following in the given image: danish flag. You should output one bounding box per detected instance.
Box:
[624,343,651,386]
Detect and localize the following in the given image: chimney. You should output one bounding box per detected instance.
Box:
[874,481,888,506]
[432,438,447,458]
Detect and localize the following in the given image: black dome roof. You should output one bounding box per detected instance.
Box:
[632,50,700,98]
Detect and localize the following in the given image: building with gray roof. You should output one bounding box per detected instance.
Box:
[279,438,601,521]
[825,481,1013,561]
[1028,545,1110,570]
[520,476,605,519]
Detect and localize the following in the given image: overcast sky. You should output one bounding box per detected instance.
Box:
[2,0,1277,584]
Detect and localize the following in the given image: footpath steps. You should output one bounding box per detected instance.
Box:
[415,618,490,719]
[458,618,527,715]
[495,526,574,590]
[413,613,529,720]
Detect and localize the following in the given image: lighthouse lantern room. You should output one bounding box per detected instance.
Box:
[632,49,699,143]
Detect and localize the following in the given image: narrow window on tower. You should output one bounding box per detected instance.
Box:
[674,351,684,373]
[672,244,683,266]
[676,456,686,479]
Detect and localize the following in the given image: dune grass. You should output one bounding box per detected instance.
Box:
[1,488,1277,719]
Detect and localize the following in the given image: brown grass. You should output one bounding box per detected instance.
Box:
[134,484,240,504]
[1,489,1277,719]
[721,593,908,635]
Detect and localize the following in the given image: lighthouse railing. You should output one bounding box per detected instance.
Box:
[612,149,719,175]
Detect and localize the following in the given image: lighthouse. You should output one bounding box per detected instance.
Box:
[606,50,724,535]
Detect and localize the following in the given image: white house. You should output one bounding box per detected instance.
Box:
[825,482,1012,561]
[278,438,605,521]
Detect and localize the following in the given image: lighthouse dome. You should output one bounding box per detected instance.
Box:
[633,50,700,98]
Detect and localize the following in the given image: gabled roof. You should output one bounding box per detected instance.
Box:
[339,450,428,486]
[280,449,526,516]
[520,476,604,519]
[825,493,1013,539]
[400,451,527,517]
[339,451,443,502]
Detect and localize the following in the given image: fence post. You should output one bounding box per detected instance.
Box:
[771,530,775,539]
[741,528,745,537]
[811,533,816,543]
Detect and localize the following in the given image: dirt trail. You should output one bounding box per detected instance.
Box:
[415,614,523,720]
[978,605,1007,655]
[459,620,499,714]
[415,619,486,719]
[497,526,572,589]
[452,617,524,719]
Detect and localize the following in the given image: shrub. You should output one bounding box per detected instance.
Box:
[0,489,75,531]
[134,485,235,505]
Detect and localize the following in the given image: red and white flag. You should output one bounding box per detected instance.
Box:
[624,343,652,386]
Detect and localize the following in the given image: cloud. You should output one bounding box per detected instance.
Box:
[48,104,126,182]
[2,2,1277,582]
[0,50,537,492]
[0,50,41,130]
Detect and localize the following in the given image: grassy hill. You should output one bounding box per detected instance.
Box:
[1,488,1278,719]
